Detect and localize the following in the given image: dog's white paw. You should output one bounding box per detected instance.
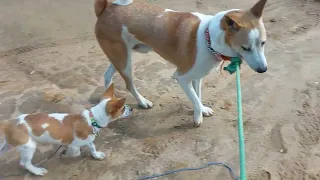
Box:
[202,106,214,117]
[139,98,153,109]
[92,151,106,160]
[31,167,48,176]
[193,116,203,127]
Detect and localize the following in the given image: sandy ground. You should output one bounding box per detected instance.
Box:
[0,0,320,179]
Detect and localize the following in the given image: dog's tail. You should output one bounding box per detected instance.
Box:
[0,121,10,131]
[0,121,11,156]
[94,0,133,17]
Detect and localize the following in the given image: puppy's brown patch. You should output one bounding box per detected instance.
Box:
[0,120,29,146]
[25,113,93,144]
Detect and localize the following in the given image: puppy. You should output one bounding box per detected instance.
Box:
[94,0,268,126]
[0,83,132,176]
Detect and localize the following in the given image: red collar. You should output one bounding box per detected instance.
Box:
[205,26,231,61]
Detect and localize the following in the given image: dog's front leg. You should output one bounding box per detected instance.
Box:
[177,77,203,126]
[87,142,105,160]
[60,146,81,158]
[192,79,214,117]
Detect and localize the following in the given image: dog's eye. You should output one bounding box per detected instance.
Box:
[241,46,251,51]
[261,41,266,46]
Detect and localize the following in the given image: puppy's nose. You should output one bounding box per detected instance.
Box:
[129,107,133,111]
[257,67,267,73]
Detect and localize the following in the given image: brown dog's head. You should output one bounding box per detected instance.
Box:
[221,0,268,73]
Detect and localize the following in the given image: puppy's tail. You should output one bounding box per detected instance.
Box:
[95,0,133,17]
[0,121,11,156]
[0,121,10,131]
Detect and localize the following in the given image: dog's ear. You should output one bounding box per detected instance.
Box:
[107,97,126,114]
[250,0,267,18]
[226,15,240,31]
[221,13,241,32]
[102,83,114,98]
[114,98,126,110]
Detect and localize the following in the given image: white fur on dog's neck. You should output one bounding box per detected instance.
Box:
[82,99,111,130]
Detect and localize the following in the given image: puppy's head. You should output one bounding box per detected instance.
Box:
[221,0,268,73]
[99,84,132,125]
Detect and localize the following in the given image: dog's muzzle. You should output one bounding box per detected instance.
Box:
[120,105,133,118]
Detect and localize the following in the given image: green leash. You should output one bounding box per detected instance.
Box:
[224,57,246,180]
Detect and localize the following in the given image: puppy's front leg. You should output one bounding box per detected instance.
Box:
[87,142,105,160]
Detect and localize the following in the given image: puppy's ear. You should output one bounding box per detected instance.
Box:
[102,83,114,99]
[107,98,126,114]
[114,98,126,110]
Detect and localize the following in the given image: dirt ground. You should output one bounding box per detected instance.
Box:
[0,0,320,179]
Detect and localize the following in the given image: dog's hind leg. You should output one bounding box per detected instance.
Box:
[96,30,153,108]
[17,139,48,176]
[104,64,116,88]
[120,49,153,108]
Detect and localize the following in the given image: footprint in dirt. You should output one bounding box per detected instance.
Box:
[271,124,287,154]
[248,170,271,180]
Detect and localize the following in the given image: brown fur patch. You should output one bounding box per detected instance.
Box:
[25,113,93,144]
[95,1,200,75]
[0,120,29,146]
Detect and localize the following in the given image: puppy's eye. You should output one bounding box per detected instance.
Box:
[261,41,266,46]
[241,46,251,51]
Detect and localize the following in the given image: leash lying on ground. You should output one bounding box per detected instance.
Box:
[137,57,246,180]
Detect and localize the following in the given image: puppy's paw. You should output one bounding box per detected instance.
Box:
[92,151,106,160]
[31,167,48,176]
[202,106,214,117]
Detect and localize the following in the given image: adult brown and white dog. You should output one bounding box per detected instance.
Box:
[0,84,132,176]
[94,0,268,126]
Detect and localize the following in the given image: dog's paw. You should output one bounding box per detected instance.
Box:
[92,151,106,160]
[202,106,214,117]
[193,116,203,127]
[31,167,48,176]
[139,98,153,109]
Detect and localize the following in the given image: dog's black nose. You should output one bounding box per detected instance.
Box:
[257,67,267,73]
[129,107,133,111]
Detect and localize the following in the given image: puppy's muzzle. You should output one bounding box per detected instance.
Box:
[121,105,133,118]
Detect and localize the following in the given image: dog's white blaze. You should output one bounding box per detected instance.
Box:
[41,123,49,129]
[248,29,260,46]
[246,28,267,68]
